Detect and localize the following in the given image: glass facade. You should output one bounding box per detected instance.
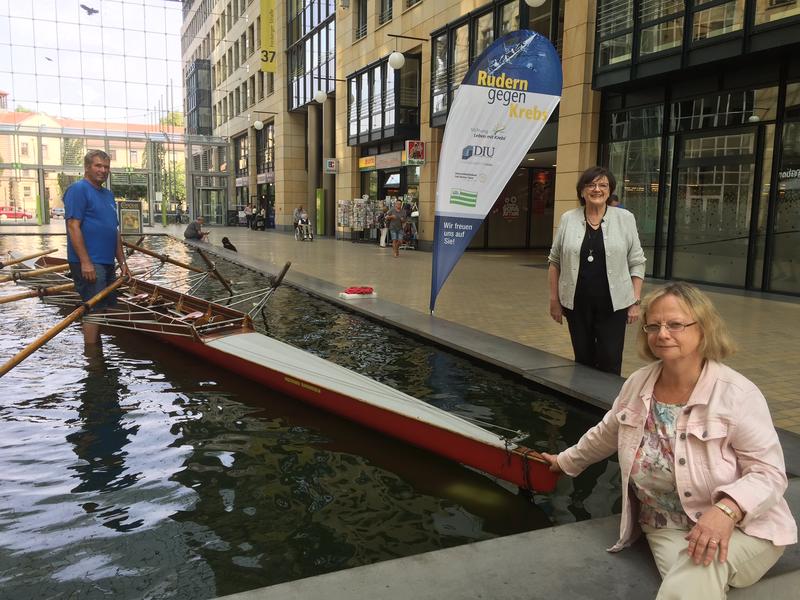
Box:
[596,0,800,76]
[601,79,800,294]
[287,0,335,110]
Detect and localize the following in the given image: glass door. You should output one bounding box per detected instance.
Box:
[670,131,756,286]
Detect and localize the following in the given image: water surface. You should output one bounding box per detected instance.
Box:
[0,235,620,599]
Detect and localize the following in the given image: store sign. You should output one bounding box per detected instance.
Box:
[256,171,275,184]
[358,156,376,171]
[324,158,338,174]
[235,176,248,187]
[260,0,276,73]
[405,140,425,165]
[376,151,402,170]
[430,30,562,312]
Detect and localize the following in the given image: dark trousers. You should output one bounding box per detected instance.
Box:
[563,292,627,375]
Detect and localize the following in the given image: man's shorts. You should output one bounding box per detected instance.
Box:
[389,229,402,241]
[69,262,118,311]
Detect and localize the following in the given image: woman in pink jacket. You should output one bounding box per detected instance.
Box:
[543,282,796,598]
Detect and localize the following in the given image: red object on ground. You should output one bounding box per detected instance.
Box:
[343,286,374,295]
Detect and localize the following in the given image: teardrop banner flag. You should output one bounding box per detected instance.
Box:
[429,30,562,312]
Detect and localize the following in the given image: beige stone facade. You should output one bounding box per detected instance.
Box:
[182,0,601,241]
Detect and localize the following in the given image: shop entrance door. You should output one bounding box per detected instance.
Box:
[669,130,756,287]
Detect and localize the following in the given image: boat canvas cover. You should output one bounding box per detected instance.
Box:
[206,332,513,449]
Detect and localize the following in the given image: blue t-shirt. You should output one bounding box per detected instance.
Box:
[64,179,119,265]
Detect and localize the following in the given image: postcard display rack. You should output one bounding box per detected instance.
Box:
[337,198,381,241]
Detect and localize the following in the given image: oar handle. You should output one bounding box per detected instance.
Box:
[0,277,127,378]
[0,282,75,305]
[0,248,58,269]
[0,263,70,284]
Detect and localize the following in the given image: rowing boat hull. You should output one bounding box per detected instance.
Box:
[163,331,558,493]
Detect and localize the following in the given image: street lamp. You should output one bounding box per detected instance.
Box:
[386,33,428,70]
[525,0,547,7]
[312,75,346,104]
[251,110,278,131]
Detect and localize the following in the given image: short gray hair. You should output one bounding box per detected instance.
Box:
[84,149,111,168]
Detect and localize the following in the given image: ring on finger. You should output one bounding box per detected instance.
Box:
[709,539,719,545]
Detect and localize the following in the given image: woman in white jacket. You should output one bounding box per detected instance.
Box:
[548,166,646,374]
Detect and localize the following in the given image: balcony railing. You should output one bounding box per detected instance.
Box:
[355,21,367,40]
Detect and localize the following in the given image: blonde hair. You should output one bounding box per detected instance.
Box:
[636,282,737,362]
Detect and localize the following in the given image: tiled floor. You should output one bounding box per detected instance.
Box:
[6,222,800,433]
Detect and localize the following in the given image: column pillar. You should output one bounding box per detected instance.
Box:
[322,95,336,236]
[248,123,258,219]
[553,0,601,234]
[307,102,321,231]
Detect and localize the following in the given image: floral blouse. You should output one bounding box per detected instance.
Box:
[630,398,692,530]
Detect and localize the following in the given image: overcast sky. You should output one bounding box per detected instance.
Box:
[0,0,183,125]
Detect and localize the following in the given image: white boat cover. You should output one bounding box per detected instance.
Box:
[206,332,513,449]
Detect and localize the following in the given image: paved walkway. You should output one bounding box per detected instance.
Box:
[5,221,800,433]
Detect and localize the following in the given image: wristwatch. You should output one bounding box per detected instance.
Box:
[633,298,641,306]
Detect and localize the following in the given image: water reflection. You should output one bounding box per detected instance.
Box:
[67,346,142,531]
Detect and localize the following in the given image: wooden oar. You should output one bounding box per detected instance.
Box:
[0,248,58,269]
[122,241,207,274]
[0,263,70,284]
[196,248,235,295]
[0,282,75,305]
[125,236,145,257]
[0,277,127,378]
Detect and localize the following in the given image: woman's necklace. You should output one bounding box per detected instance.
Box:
[584,209,604,263]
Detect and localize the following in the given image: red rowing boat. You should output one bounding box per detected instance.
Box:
[4,251,559,493]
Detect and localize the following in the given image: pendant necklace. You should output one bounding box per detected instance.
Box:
[585,213,602,264]
[587,229,596,263]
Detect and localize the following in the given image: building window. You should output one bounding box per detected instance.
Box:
[406,0,421,7]
[356,0,368,40]
[631,0,685,57]
[755,0,800,25]
[347,55,419,145]
[432,34,448,117]
[472,11,494,61]
[379,0,392,25]
[130,149,139,163]
[20,142,29,156]
[498,0,519,36]
[596,0,633,67]
[234,133,248,177]
[692,0,745,42]
[287,17,335,110]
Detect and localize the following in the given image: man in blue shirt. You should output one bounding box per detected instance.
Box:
[65,149,130,345]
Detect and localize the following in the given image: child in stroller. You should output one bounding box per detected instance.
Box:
[295,211,313,241]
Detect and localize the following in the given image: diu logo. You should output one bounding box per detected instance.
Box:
[461,145,496,160]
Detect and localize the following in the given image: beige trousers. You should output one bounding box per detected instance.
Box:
[642,524,785,599]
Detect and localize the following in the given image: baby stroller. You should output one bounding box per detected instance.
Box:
[295,214,313,241]
[400,220,417,250]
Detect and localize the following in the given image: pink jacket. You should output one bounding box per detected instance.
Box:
[558,360,797,552]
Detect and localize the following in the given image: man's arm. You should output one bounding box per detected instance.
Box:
[66,218,96,283]
[115,232,130,277]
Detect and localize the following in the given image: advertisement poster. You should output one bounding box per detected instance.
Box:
[429,30,562,312]
[118,200,143,235]
[260,0,276,73]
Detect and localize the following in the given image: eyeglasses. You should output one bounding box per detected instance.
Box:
[642,322,697,334]
[584,182,610,190]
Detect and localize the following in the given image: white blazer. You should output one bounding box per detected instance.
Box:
[548,206,646,311]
